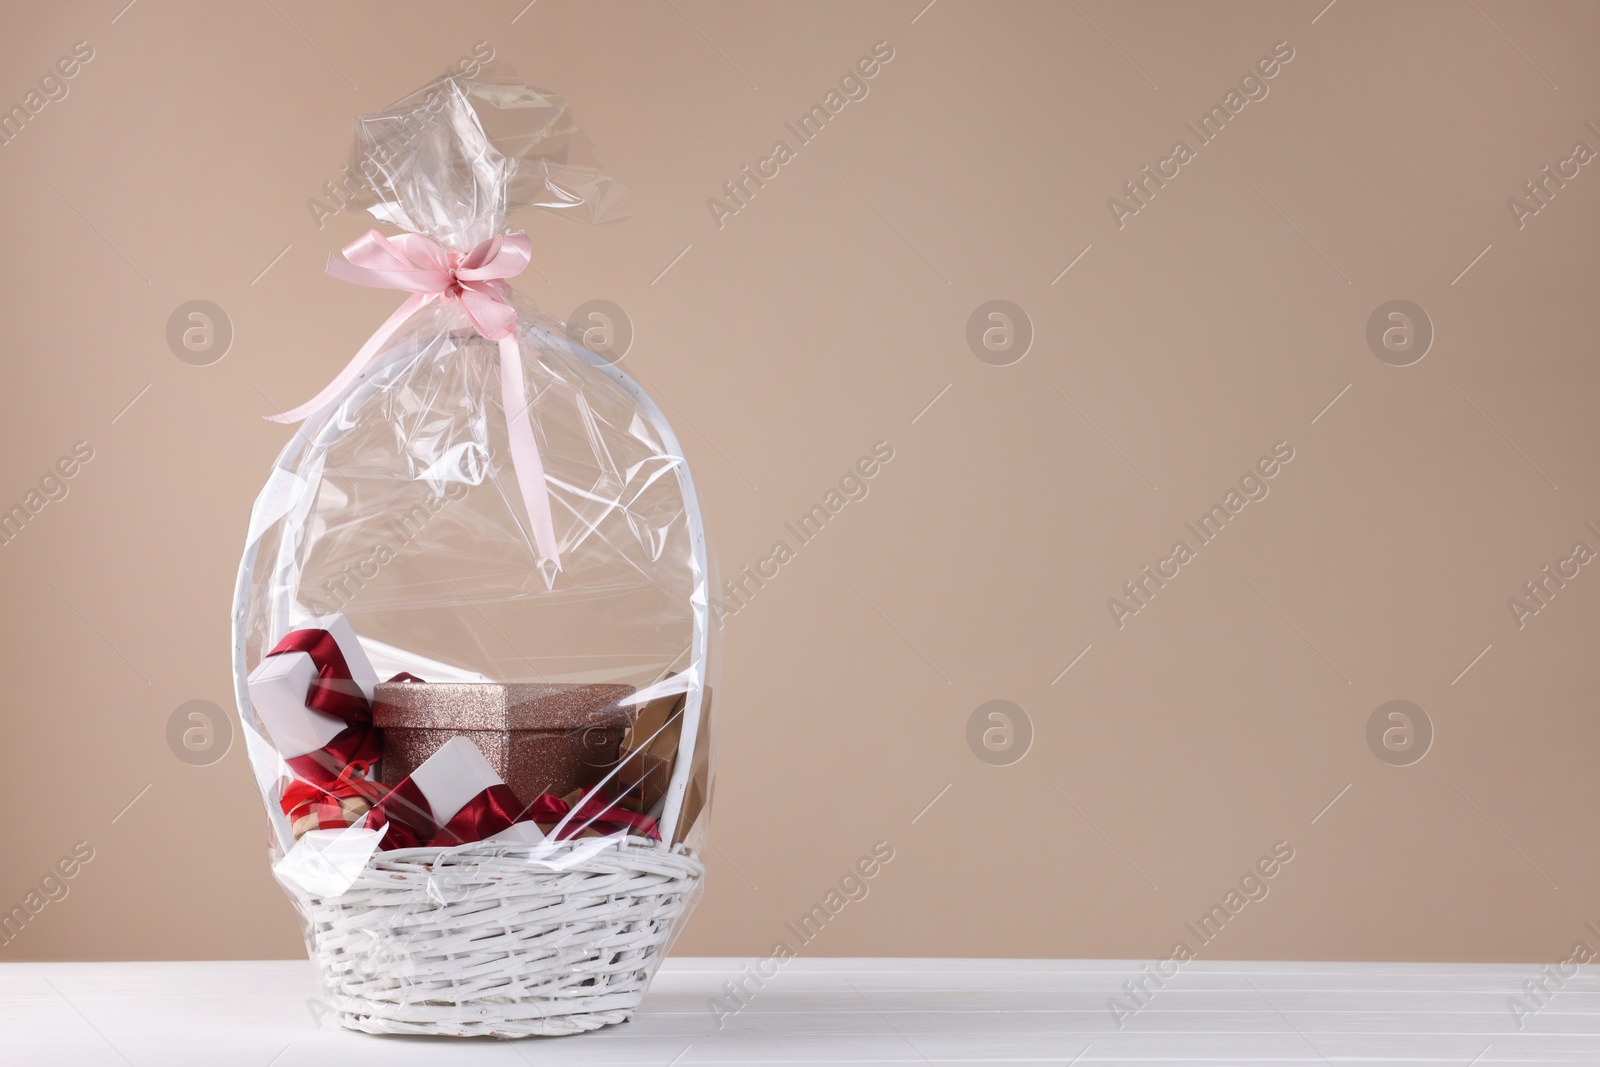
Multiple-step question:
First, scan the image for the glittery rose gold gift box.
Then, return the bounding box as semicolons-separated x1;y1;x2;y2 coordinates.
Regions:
372;682;637;808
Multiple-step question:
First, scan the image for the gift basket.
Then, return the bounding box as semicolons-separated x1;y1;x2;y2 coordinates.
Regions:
230;64;715;1038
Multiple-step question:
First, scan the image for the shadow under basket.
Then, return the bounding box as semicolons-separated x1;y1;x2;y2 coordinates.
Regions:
305;837;705;1037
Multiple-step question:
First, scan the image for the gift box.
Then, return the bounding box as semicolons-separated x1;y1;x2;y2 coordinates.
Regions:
364;735;545;848
246;613;378;766
608;689;682;814
285;786;377;840
372;681;637;808
608;684;713;846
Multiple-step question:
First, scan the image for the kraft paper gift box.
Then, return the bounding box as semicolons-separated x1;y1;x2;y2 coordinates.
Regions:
608;684;713;846
608;690;683;815
372;681;636;808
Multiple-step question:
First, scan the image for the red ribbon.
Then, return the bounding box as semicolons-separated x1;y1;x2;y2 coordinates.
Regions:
364;781;525;850
362;785;659;850
266;628;383;789
280;762;386;831
269;628;371;721
532;791;660;841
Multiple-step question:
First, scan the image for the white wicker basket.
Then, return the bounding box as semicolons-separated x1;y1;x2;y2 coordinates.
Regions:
306;837;704;1037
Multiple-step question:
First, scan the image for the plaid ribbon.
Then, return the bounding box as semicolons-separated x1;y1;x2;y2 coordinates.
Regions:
280;761;386;837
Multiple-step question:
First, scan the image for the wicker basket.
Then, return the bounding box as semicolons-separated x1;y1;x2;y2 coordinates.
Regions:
306;836;704;1037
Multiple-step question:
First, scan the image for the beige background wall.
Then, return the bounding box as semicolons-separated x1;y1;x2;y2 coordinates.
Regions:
1;0;1597;964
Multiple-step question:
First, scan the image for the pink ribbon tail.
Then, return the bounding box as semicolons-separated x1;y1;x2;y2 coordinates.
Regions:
265;292;437;425
499;335;560;567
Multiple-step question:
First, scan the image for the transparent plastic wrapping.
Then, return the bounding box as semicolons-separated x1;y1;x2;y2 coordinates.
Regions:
230;64;715;1037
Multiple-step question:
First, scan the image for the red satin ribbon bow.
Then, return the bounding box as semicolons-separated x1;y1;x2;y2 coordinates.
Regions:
280;762;386;834
364;779;527;850
267;627;382;788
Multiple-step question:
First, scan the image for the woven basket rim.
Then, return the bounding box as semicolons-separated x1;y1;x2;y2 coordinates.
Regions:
356;833;699;870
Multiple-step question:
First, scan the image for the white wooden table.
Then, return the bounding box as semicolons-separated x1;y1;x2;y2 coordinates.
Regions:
2;958;1596;1065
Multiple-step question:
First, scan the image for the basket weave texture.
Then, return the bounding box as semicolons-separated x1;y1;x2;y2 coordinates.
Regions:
306;836;704;1037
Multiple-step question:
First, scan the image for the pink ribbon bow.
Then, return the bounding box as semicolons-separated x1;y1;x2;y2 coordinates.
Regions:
267;230;560;568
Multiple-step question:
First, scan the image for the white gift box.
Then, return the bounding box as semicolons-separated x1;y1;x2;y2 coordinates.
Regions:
246;613;378;758
404;737;544;843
